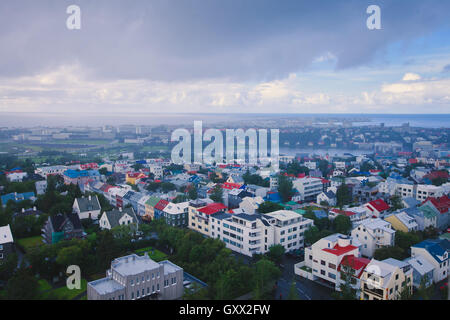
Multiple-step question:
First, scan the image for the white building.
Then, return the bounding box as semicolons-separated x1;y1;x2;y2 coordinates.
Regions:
411;239;449;283
238;196;264;214
210;210;313;257
303;234;363;290
351;218;395;258
73;195;102;220
293;176;323;202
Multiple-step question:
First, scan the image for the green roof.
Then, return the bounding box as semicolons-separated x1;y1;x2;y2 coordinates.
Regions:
439;233;450;241
418;205;437;219
145;196;161;207
294;209;306;215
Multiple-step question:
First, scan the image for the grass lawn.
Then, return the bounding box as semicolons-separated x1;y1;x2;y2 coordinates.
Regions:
134;246;168;262
42;279;87;300
38;279;52;292
17;236;44;252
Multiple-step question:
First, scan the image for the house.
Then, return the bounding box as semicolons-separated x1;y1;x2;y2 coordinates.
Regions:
143;196;161;221
42;212;85;244
73;195;101;220
13;207;42;220
1;192;36;208
161;202;189;227
228;188;253;209
63;169;101;185
411;239;449;283
153;199;169;220
303;234;362;290
87;253;184;300
99;207;139;230
360;258;413;300
329;208;363;226
384;211;419;233
239;196;264;214
316;191;336;206
226;174;244;186
189;202;227;237
293;176;323;202
337;255;371;294
420;196;450;231
401;197;420;209
35;180;47;195
0;225;14;261
351;218;395;258
6;171;28;182
405;256;435;289
364;199;390;218
126;172;147;185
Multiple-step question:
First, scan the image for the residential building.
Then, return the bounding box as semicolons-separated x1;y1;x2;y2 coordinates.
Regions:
293;176;323;202
162;202;189;227
384;211;419;233
238;196;264;214
1;192;36;208
360;258;413;300
87;253;183;300
189;202;227;237
351;218;395;258
316;191;336;206
411;239;449;283
99;207;139;230
63;169;101;185
0;225;14;261
405;256;434;289
42;212;85;244
364;199;390;218
143;196;161;221
73;195;101;220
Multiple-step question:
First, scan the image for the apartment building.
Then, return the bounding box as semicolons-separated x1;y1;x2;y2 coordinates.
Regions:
209;210;313;257
351;218;395;258
162;201;189;227
303;234;362;290
360;258;413;300
188;201;227;237
293;176;323;202
87;253;183;300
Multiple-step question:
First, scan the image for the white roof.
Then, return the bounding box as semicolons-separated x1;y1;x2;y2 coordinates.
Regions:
358;218;395;233
406;256;434;275
265;210;301;221
0;225;13;244
395;212;419;229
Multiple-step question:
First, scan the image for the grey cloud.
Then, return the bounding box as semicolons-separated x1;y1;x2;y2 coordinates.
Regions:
0;0;449;82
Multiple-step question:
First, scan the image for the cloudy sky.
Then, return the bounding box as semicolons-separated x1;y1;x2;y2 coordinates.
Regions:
0;0;450;114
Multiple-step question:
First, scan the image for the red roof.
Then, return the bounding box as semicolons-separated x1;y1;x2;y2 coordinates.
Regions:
330;209;356;217
367;199;390;212
408;158;418;164
155;199;169;211
423;195;450;214
222;182;241;190
321;178;331;184
323;244;358;256
338;255;370;278
423;171;449;181
197;203;227;215
127;172;147;179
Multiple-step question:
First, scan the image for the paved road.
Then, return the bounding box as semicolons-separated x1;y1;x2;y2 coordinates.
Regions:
274;255;334;300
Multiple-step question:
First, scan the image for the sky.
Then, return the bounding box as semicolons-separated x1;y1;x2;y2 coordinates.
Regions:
0;0;450;114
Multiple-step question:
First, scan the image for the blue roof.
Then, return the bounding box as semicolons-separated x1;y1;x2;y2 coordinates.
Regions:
313;210;328;219
64;169;100;179
135;160;147;164
412;239;450;263
265;192;281;203
1;192;36;205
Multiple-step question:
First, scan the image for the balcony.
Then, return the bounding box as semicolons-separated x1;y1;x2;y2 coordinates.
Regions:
362;283;384;299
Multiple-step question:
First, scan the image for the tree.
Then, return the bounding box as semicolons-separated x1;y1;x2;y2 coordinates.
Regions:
5;267;39;300
333;263;357;300
0;253;18;282
99;167;108;175
210;185;223;203
336;184;352;209
252;258;281;299
56;246;83;268
277;175;293;203
258;201;283;214
390;195;404;211
287;281;300;300
373;246;406;260
188;185;198;200
267;244;285;264
333;215;352;235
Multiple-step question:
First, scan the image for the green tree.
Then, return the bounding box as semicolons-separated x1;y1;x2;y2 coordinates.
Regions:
210;184;223;203
373;246;406;260
336;184;352;209
267;244;285;264
188;185;198;200
390;195;404;211
258;201;283;213
56;246;83;268
333;215;352;235
5;267;39;300
0;253;18;282
277;175;293;203
253;258;281;299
